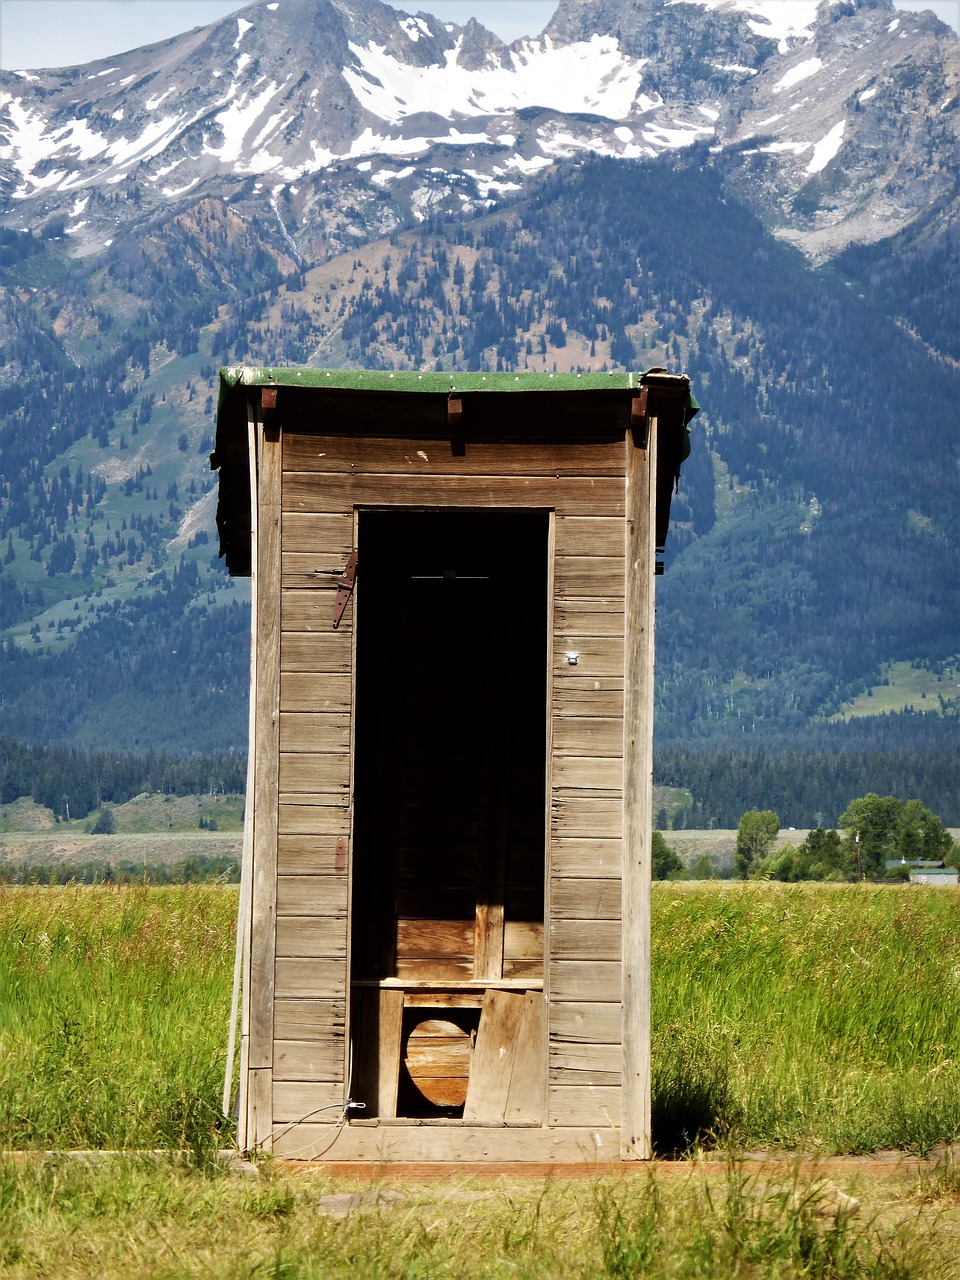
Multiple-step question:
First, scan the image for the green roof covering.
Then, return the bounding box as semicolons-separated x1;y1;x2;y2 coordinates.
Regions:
217;365;699;417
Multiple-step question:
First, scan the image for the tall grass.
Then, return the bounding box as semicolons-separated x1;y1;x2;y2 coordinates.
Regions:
0;1156;954;1279
652;883;960;1153
1;882;959;1155
0;885;235;1155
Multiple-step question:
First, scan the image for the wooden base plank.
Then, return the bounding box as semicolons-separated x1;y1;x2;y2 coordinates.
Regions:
271;1125;622;1162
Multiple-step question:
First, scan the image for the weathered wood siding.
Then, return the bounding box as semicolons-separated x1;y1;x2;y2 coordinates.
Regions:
257;425;629;1140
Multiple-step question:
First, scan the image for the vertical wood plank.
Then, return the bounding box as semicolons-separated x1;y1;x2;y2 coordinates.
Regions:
463;989;526;1122
234;400;260;1153
621;415;656;1160
246;1066;273;1152
378;989;404;1119
249;417;282;1086
504;991;545;1123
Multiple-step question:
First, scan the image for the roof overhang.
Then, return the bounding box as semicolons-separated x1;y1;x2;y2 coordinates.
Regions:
213;366;699;577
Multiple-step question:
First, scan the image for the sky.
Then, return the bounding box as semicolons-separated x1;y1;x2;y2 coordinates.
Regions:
0;0;956;70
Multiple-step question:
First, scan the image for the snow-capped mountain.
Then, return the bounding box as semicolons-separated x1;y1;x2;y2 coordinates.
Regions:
1;0;957;262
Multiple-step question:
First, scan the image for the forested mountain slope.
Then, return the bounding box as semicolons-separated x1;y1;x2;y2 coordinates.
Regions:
0;0;957;768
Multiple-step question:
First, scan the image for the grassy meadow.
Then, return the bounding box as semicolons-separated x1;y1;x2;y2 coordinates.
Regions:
2;882;960;1277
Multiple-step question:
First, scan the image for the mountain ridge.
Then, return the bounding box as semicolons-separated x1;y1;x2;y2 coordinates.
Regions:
0;0;957;758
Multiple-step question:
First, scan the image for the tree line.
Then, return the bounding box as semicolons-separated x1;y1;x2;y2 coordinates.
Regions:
0;736;245;821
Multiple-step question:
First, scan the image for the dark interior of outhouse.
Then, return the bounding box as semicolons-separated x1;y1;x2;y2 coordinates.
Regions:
350;509;549;1118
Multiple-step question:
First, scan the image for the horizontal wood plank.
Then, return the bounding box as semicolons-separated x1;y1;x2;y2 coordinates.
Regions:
273;1080;344;1123
396;918;474;959
274;1039;345;1082
282;589;345;631
554;516;625;558
547;1085;621;1128
279;803;350;836
552;637;624;679
275;957;347;998
552;755;623;792
554;603;625;638
283;473;625;517
279;712;351;754
553;717;623;758
551;795;622;840
278;752;350;795
554;678;624;717
278;837;347;876
282;436;625;477
503;920;544;962
281;632;352;672
270;1124;623;1161
276;876;349;917
276;916;347;958
554;556;624;599
274;997;345;1041
550;960;621;1003
551;878;622;920
280;511;355;555
550;918;620;960
280;672;352;713
551;839;622;879
549;1002;622;1045
549;1042;621;1086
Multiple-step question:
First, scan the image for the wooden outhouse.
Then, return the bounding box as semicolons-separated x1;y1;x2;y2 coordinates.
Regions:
214;367;698;1163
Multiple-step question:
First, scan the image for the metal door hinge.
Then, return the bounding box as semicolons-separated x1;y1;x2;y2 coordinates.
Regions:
333;548;358;629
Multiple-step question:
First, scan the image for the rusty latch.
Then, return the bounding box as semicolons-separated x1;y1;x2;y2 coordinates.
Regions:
332;548;358;629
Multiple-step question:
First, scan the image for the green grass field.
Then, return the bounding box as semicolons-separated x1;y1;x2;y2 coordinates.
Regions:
3;882;960;1277
831;659;960;719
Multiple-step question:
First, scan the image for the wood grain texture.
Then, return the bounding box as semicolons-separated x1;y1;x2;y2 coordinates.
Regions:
551;755;623;791
550;918;620;960
553;717;623;758
504;992;545;1124
273;998;345;1041
283;472;625;517
275;957;347;997
281;632;352;673
277;835;350;875
551;839;622;879
554;679;624;717
276;874;349;917
249;427;281;1074
282;435;626;477
463;990;526;1123
246;1066;273;1152
270;1124;623;1161
503;920;543;962
279;712;351;753
551;795;622;839
550;960;621;1003
278;752;350;795
280;672;352;713
272;1080;344;1124
551;877;622;919
278;803;350;835
276;916;347;958
554;556;624;599
548;1085;621;1128
274;1039;345;1082
552;637;624;679
281;511;354;555
282;589;344;632
621;421;656;1160
549;1042;621;1086
554;516;625;558
550;1002;622;1046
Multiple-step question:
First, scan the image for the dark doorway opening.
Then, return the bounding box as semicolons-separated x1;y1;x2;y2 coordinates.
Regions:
350;509;548;1118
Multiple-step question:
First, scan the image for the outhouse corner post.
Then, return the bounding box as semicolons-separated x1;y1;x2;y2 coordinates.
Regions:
245;387;282;1151
621;409;657;1160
